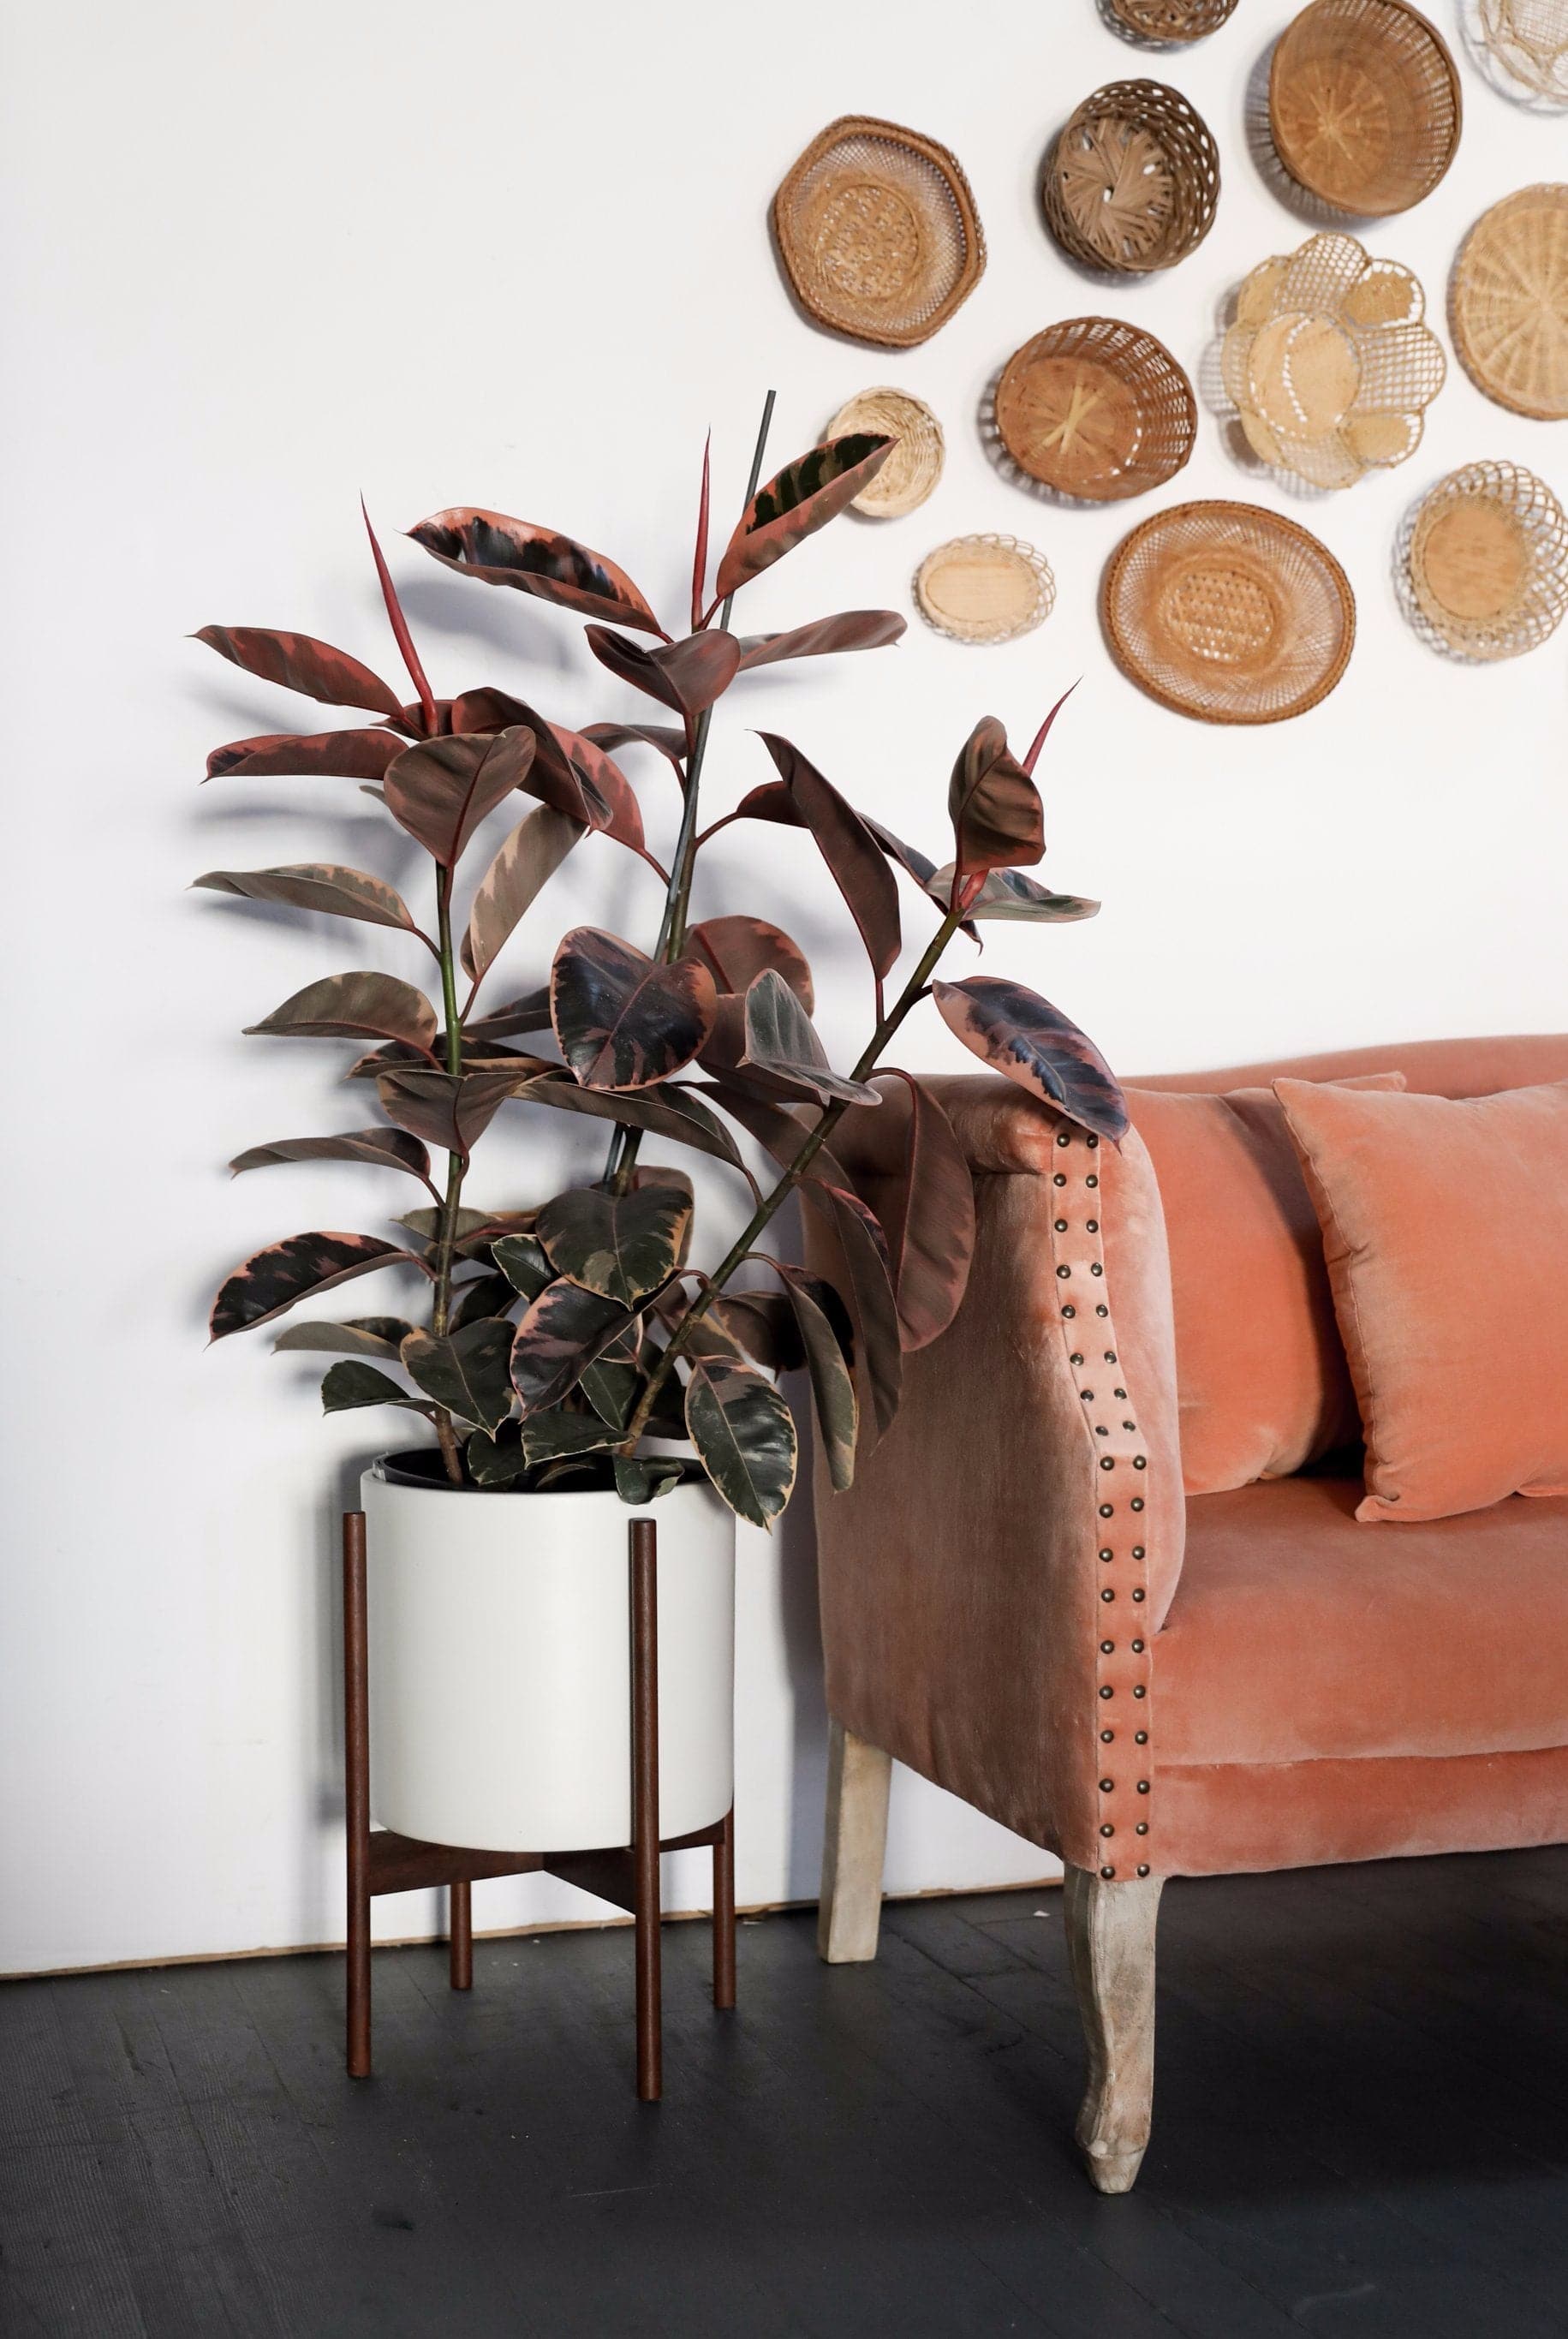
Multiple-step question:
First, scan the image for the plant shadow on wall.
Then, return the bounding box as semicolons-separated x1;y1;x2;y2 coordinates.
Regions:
195;413;1127;1539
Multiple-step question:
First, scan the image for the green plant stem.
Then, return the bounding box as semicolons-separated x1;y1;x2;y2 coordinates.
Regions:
617;905;963;1454
429;866;467;1483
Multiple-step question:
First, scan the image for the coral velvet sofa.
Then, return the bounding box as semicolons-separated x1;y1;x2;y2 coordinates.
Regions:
808;1035;1568;2193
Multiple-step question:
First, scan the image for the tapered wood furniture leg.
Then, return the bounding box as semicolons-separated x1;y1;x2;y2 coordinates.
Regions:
1064;1862;1164;2194
630;1519;662;2103
712;1805;736;2010
449;1881;473;1991
818;1718;892;1964
343;1511;373;2080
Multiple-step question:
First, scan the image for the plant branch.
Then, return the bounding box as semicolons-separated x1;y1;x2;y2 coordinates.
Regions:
428;862;467;1483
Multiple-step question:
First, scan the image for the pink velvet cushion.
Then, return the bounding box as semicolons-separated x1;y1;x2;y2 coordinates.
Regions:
1126;1075;1404;1496
1275;1078;1568;1522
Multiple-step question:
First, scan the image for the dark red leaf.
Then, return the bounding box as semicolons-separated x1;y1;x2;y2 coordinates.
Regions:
713;436;895;601
510;1280;634;1413
374;1065;534;1160
758;734;900;982
697;780;805;847
798;1184;902;1441
1022;682;1079;776
735;609;905;671
551;928;716;1090
205;729;404;783
230;1128;431;1180
867;1072;976;1351
773;1264;858;1491
194;626;401;716
463;988;553;1043
581;719;687;773
194;863;421;936
516;1074;752;1178
930;977;1128;1141
707;1290;806;1373
547;725;645;850
736;970;881;1107
384;726;536;866
691;432;712;635
584;628;742;723
244;971;438;1054
462;806;583;982
929;865;1100;924
688;916;814;1011
948;717;1045;876
684;1357;797;1527
361;500;436;727
209;1231;419;1341
409;507;664;635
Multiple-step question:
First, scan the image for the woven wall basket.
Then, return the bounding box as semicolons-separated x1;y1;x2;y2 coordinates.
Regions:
1222;233;1446;489
773;116;985;349
1405;461;1568;659
1106;0;1240;38
1451;184;1568;420
1103;501;1356;723
1042;80;1219;274
826;388;945;516
995;318;1196;501
915;535;1056;643
1269;0;1462;217
1476;0;1568;107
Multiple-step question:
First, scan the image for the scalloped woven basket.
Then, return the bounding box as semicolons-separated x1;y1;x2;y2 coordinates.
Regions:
1042;80;1219;273
774;116;985;349
995;318;1196;500
826;387;945;516
1270;0;1462;216
915;535;1056;643
1451;184;1568;419
1107;0;1240;36
1406;460;1568;659
1476;0;1568;107
1104;501;1356;723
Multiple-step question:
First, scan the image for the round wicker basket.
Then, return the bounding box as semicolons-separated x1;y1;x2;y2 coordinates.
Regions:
1042;80;1219;274
1269;0;1462;217
1451;184;1568;421
915;535;1056;644
773;116;985;350
995;319;1196;501
1103;501;1356;724
1405;461;1568;659
1106;0;1240;36
826;388;945;516
1475;0;1568;108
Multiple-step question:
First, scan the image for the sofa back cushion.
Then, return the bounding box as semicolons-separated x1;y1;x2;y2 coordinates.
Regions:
1130;1033;1568;1101
1126;1077;1404;1495
1275;1077;1568;1523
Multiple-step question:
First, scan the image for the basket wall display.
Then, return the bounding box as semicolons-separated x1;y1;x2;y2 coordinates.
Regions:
1451;184;1568;420
995;318;1197;500
826;388;945;516
1269;0;1462;217
1404;461;1568;659
1103;500;1356;723
773;116;986;349
1475;0;1568;107
1106;0;1241;36
915;534;1057;643
1042;80;1219;274
1222;233;1446;488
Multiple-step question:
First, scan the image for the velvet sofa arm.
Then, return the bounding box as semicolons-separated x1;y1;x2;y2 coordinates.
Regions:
804;1075;1182;1875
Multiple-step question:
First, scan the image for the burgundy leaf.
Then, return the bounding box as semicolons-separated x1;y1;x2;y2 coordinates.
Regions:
374;1065;534;1159
584;627;742;723
774;1264;858;1492
510;1279;634;1413
384;727;536;867
696;1083;855;1192
737;970;881;1107
691;432;712;635
516;1074;752;1177
759;734;901;982
462;805;583;982
463;988;553;1043
547;725;646;850
735;609;906;671
713;435;895;602
802;1183;903;1441
948;717;1045;877
230;1128;431;1180
689;915;814;1011
272;1316;414;1359
581;719;687;773
194;626;401;716
867;1072;976;1351
707;1290;806;1373
204;729;403;783
698;780;805;847
684;1358;797;1528
361;499;436;726
1022;682;1079;776
931;977;1129;1141
551;928;716;1090
209;1231;419;1341
194;863;421;936
409;507;664;635
401;1320;515;1431
244;971;438;1054
929;865;1100;924
863;817;978;937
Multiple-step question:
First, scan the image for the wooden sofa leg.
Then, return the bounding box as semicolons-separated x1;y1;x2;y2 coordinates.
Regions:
818;1720;891;1964
1064;1863;1164;2194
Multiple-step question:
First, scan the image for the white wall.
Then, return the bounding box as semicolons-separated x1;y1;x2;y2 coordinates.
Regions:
2;0;1563;1973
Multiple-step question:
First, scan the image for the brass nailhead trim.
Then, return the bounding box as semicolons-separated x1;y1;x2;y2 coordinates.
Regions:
1101;1865;1116;1878
1137;1864;1150;1877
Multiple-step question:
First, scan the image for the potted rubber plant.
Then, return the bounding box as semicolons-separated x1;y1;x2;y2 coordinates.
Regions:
199;411;1125;1855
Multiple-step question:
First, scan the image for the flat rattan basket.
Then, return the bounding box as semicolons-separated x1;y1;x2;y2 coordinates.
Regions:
1405;460;1568;659
995;318;1196;501
915;534;1056;644
1042;80;1219;274
1107;0;1240;36
825;387;945;516
1451;183;1568;420
774;116;985;349
1103;500;1356;724
1475;0;1568;107
1269;0;1462;216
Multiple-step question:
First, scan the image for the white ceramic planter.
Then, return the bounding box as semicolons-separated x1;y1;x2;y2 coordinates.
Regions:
361;1458;736;1854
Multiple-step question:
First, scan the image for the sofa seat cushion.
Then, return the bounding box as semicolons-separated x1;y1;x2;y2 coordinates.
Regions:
1159;1476;1568;1766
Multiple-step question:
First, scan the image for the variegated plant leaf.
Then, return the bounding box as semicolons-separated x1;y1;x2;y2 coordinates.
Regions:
409;507;665;635
758;734;900;982
204;729;404;782
866;1073;976;1352
194;625;402;715
551;928;716;1091
584;628;742;723
713;435;894;601
689;916;814;1013
515;1074;753;1179
491;1231;555;1302
273;1316;414;1359
449;1271;518;1332
684;1358;797;1528
230;1128;431;1180
468;1421;531;1484
930;977;1128;1141
928;865;1100;924
738;970;880;1107
320;1360;432;1416
536;1181;693;1309
464;988;554;1044
245;972;438;1055
582;720;687;773
735;609;905;670
776;1267;857;1492
374;1066;532;1160
799;1184;903;1442
520;1411;617;1465
210;1232;420;1341
384;726;536;867
546;725;646;851
462;804;583;982
613;1455;685;1505
707;1290;805;1374
194;863;422;936
948;717;1044;875
510;1280;635;1414
400;1321;515;1431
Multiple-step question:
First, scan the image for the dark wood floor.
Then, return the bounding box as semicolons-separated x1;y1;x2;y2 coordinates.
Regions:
3;1849;1566;2338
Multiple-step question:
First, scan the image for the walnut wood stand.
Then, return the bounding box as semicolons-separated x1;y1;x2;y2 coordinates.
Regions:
342;1509;736;2101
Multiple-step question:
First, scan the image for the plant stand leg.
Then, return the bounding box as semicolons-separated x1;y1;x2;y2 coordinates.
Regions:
1064;1862;1164;2194
630;1519;662;2103
343;1511;373;2079
818;1718;891;1964
712;1806;736;2010
449;1882;473;1991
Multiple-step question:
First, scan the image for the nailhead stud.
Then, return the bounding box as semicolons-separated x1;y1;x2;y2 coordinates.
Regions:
1099;1686;1113;1700
1062;1304;1076;1319
1136;1823;1148;1835
1135;1731;1148;1745
1088;1136;1100;1149
1070;1352;1084;1365
1100;1639;1114;1654
1056;1265;1071;1280
1057;1132;1071;1149
1053;1172;1067;1186
1090;1263;1104;1277
1133;1456;1147;1470
1132;1546;1145;1560
1132;1589;1145;1602
1100;1823;1114;1837
1101;1728;1115;1743
1100;1778;1114;1793
1087;1219;1100;1233
1054;1218;1068;1232
1104;1349;1117;1363
1133;1686;1147;1699
1137;1781;1150;1793
1136;1864;1150;1877
1096;1426;1109;1437
1130;1638;1145;1653
1130;1498;1144;1513
1099;1504;1114;1519
1100;1865;1115;1878
1100;1457;1115;1471
1086;1173;1099;1188
1114;1387;1128;1400
1124;1420;1137;1432
1096;1304;1109;1317
1100;1589;1115;1602
1099;1546;1114;1560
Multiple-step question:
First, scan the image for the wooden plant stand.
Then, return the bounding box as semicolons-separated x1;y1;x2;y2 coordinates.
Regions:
342;1511;736;2102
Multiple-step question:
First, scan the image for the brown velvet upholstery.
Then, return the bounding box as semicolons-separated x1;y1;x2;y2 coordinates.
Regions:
808;1034;1568;1883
